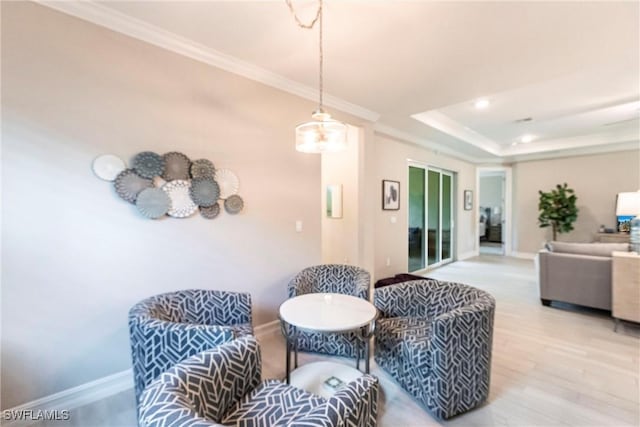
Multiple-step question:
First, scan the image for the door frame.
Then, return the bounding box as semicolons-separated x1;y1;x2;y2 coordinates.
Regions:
408;161;455;272
476;166;512;256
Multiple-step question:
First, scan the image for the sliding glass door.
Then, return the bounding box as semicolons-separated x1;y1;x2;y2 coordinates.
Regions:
408;165;453;271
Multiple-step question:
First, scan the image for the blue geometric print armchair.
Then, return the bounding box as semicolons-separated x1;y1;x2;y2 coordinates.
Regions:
374;279;495;419
129;289;253;405
138;336;380;427
287;264;371;358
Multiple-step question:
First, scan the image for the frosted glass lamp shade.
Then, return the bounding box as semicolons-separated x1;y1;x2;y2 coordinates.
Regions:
616;191;640;216
295;112;347;153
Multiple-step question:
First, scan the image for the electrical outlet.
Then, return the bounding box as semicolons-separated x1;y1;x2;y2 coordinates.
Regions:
296;220;303;232
386;257;391;266
390;216;397;224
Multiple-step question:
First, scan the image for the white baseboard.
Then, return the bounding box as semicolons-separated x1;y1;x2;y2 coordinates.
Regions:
254;319;281;337
2;370;133;427
2;319;281;426
511;251;537;260
458;250;479;260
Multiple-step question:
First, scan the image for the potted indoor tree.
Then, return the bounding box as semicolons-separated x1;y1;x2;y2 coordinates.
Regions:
538;183;579;241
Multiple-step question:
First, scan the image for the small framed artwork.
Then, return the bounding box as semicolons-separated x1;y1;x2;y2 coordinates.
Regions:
326;184;343;218
464;190;473;211
382;180;400;210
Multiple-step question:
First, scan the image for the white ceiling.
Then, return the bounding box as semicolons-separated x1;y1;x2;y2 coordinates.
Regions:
43;1;640;162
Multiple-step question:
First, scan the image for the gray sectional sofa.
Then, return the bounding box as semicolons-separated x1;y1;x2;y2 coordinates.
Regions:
537;241;629;310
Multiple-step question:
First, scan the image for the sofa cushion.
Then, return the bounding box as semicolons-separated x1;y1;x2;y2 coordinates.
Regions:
546;241;628;257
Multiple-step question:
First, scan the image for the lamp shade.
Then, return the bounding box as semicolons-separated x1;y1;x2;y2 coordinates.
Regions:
295;112;347;153
615;191;640;216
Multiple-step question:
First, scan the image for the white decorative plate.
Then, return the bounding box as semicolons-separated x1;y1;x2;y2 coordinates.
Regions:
215;169;240;199
162;180;197;218
93;154;126;181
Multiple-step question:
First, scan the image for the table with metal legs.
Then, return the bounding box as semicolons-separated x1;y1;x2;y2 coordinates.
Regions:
278;293;378;384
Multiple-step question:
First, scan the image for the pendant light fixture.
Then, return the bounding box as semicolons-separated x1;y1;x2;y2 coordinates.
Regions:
287;0;347;153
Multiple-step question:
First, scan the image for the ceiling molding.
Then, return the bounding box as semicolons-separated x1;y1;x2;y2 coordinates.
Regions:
372;123;491;164
505;140;639;163
35;0;381;123
411;111;503;156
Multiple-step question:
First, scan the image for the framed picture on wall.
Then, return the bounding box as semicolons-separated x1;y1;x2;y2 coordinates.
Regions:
464;190;473;211
382;180;400;210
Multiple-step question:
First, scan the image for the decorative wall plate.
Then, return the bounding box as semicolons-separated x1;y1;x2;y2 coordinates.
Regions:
190;159;216;179
114;169;153;203
132;151;165;178
200;203;221;219
162;180;197;218
93;154;126;181
224;195;244;214
135;188;171;219
215;169;240;199
190;177;220;207
162;152;191;181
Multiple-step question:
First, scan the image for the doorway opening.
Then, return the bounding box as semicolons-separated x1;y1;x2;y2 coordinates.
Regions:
478;169;507;255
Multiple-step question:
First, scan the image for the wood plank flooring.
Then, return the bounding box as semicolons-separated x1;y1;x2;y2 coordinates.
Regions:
30;256;640;426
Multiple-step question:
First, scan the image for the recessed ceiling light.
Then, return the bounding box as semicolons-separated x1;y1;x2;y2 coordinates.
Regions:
511;142;518;146
520;134;535;143
474;99;490;110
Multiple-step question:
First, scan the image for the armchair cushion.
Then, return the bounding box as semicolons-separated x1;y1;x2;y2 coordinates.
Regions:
221;379;324;426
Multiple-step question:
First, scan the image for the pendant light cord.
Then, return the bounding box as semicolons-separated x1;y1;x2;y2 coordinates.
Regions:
286;0;324;112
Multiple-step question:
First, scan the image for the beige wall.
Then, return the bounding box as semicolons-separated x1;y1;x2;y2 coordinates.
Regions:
373;134;477;280
321;126;362;265
512;149;640;253
1;2;326;408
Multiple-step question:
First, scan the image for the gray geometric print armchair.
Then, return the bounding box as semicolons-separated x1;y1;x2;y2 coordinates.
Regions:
287;264;371;358
138;336;380;427
129;289;253;405
374;279;495;419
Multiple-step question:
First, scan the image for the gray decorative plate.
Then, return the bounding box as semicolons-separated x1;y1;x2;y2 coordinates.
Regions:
93;154;126;181
190;177;220;207
114;169;153;203
136;188;171;219
224;194;244;214
162;152;191;181
215;168;240;199
162;180;197;218
190;159;216;179
132;151;165;178
200;203;221;219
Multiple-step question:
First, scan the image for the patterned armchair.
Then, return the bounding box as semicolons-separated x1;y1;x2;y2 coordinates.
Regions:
139;336;379;427
129;289;253;404
287;264;371;358
374;279;495;419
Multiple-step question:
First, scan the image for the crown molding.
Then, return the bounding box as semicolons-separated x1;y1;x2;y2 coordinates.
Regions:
35;0;380;123
373;123;490;164
506;140;639;163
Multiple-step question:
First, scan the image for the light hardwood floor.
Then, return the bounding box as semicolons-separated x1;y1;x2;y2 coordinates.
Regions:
30;256;640;427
